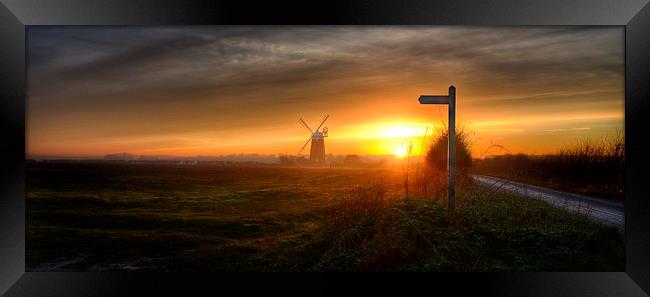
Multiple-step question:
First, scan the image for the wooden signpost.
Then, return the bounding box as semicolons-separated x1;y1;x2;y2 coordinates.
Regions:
418;85;456;210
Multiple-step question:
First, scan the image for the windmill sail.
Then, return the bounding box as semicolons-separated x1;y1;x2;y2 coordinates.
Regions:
314;114;329;132
299;118;313;133
299;137;311;154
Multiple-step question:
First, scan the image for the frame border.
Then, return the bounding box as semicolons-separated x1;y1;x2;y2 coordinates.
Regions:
1;0;649;296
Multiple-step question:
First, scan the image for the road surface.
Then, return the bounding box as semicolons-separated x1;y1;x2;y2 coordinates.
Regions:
472;175;625;232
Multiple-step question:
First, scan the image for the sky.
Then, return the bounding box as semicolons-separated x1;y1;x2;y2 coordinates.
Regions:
26;26;624;158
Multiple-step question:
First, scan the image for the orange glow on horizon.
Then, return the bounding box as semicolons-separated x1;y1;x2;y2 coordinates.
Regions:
26;112;624;158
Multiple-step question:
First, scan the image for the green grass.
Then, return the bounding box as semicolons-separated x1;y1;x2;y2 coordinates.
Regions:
296;181;623;272
26;161;623;271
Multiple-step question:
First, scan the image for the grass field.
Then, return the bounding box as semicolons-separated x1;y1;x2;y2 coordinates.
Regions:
26;161;624;272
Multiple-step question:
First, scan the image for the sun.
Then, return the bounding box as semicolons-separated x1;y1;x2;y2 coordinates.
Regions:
394;146;408;158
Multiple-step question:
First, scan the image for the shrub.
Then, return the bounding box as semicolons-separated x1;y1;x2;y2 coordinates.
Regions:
426;125;473;183
473;132;624;200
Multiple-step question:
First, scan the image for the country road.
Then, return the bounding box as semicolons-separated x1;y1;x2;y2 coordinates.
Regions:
472;175;625;232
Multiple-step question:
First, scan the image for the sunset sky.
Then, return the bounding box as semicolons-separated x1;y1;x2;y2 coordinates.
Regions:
27;26;624;158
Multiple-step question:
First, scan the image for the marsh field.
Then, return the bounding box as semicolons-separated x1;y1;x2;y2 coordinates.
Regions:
26;161;624;272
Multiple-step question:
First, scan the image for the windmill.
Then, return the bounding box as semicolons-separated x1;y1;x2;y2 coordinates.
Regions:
298;114;329;162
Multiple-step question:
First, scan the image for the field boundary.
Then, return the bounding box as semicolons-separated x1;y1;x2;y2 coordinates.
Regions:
472;175;624;232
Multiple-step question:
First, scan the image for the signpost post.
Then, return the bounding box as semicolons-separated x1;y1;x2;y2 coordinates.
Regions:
418;85;456;210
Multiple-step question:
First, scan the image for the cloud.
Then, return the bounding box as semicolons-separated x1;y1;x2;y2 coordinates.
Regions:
28;27;623;107
26;26;624;156
544;127;592;132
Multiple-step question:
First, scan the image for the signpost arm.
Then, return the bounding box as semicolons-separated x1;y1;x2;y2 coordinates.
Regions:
448;86;456;210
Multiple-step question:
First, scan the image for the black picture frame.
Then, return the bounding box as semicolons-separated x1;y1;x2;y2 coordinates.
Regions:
1;0;649;296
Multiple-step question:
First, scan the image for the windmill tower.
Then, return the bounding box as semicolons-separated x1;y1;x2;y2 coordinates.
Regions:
298;114;329;162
